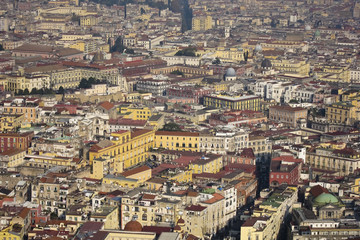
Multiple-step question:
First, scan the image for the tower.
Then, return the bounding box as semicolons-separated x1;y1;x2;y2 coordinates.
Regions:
225;27;230;38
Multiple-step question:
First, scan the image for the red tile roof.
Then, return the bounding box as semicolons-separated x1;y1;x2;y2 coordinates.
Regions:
185;205;207;212
98;101;115;111
121;165;151;177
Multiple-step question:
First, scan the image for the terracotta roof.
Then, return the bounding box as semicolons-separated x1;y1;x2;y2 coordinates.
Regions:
185;205;206;211
142;226;172;235
242;217;269;227
131;129;153;138
142;193;156;200
203;193;225;204
309;185;329;198
121;165;151;177
0;148;25;156
187;191;199;197
98;101;115;111
18;207;30;219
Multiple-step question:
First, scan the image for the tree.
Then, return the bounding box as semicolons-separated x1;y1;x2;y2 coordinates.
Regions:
30;88;38;95
58;86;65;94
160;122;182;131
289;99;299;103
0;44;3;51
175;47;196;57
17;89;24;95
170;70;184;76
111;36;126;53
212;57;221;65
71;13;80;23
243;51;249;62
140;7;146;14
23;88;30;95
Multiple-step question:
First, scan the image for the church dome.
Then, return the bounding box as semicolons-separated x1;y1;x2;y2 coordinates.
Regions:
225;68;236;77
124;220;142;231
314;193;339;204
125;22;133;29
255;44;262;51
305;25;312;31
261;59;272;68
177;218;185;224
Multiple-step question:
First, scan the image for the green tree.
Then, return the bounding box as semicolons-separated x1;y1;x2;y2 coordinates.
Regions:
111;36;126;53
17;89;24;95
140;7;146;14
289;99;299;103
244;51;249;62
175;47;196;57
0;44;3;51
30;88;38;95
58;86;65;94
170;70;184;76
212;57;221;65
160;122;182;131
23;88;30;95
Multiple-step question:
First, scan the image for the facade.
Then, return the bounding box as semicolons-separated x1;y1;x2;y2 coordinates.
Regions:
203;95;261;111
89;129;155;173
269;105;307;128
326;102;358;125
136;79;169;96
0;132;34;152
154;131;199;152
192;14;212;31
241;187;298;240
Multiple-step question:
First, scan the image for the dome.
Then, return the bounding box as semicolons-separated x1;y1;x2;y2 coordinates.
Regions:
305;25;311;31
314;193;339;204
314;30;321;37
125;22;133;29
255;44;262;51
177;218;185;224
225;68;236;77
124;220;142;231
261;59;272;68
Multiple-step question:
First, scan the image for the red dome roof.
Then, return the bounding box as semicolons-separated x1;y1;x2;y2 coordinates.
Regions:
177;218;185;224
124;220;142;232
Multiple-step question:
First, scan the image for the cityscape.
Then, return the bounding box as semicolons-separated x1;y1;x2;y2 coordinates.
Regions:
0;0;360;239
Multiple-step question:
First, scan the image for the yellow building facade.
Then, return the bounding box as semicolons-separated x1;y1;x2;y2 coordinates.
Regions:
2;106;37;123
203;95;261;111
189;154;223;174
326;102;358;125
192;15;212;31
154;131;199;151
89;129;155;173
271;59;310;76
0;114;24;132
120;105;152;121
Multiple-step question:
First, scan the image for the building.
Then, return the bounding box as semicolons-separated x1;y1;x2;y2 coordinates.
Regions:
306;147;360;176
269;157;302;187
192;13;212;31
203;95;261;111
326;102;358;126
0;132;34;152
269;105;307;128
89;129;155;173
154;131;199;152
0;114;24;132
241;187;298;240
0;149;26;168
